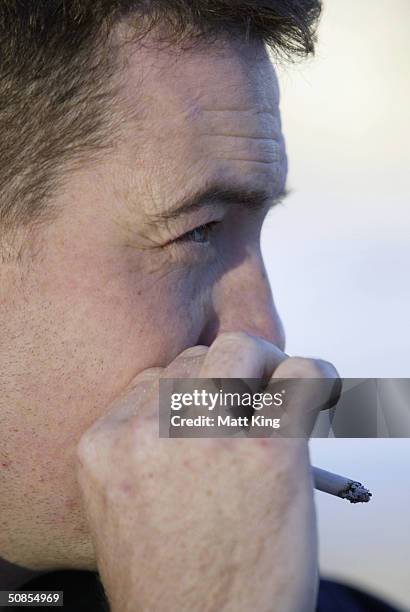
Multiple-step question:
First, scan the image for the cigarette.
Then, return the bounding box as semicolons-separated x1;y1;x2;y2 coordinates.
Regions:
313;467;372;503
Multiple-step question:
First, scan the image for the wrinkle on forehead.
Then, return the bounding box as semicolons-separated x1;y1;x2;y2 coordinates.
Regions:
196;108;282;140
115;33;287;218
118;29;280;120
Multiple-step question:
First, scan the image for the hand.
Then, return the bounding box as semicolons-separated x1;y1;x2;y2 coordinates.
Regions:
76;332;339;612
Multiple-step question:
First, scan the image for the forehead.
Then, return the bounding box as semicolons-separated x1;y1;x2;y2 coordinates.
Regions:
120;32;280;108
116;34;286;213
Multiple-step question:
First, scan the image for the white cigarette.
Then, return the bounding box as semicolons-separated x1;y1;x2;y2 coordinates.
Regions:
313;467;372;503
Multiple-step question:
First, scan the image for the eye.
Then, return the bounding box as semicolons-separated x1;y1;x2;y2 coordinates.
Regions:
176;221;220;245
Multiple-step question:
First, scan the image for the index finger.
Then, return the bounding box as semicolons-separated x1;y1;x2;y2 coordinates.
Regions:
199;331;288;385
252;357;341;439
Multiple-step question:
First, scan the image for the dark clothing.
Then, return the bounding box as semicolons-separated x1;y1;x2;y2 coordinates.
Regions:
317;579;401;612
0;570;401;611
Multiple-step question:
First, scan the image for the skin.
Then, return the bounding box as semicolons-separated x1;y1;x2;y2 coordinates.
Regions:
76;338;337;612
0;28;338;608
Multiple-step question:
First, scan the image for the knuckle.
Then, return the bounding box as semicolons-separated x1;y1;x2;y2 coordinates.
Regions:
178;345;209;359
76;426;111;469
309;358;339;380
283;356;338;379
163;345;209;378
212;331;256;352
76;432;97;470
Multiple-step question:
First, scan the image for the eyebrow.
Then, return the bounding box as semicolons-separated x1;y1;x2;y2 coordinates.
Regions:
151;182;289;222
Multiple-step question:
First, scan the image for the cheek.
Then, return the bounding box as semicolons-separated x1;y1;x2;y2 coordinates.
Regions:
17;249;209;425
1;253;211;531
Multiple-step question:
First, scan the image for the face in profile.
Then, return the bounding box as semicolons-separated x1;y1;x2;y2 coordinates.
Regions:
0;34;287;569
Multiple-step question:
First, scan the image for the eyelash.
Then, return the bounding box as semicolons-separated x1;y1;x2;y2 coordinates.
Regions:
174;221;221;245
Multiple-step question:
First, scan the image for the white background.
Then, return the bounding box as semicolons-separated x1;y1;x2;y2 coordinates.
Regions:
262;1;410;609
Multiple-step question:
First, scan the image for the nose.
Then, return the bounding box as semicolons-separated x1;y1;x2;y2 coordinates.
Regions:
198;250;285;351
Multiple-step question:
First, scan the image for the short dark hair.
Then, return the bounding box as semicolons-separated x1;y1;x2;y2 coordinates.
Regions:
0;0;321;252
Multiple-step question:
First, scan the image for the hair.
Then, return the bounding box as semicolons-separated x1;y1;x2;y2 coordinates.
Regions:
0;0;321;255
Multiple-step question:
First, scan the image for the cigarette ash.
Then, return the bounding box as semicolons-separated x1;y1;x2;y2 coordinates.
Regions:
339;481;372;504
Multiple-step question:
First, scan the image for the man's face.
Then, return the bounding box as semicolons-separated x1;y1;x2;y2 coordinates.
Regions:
0;34;287;569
